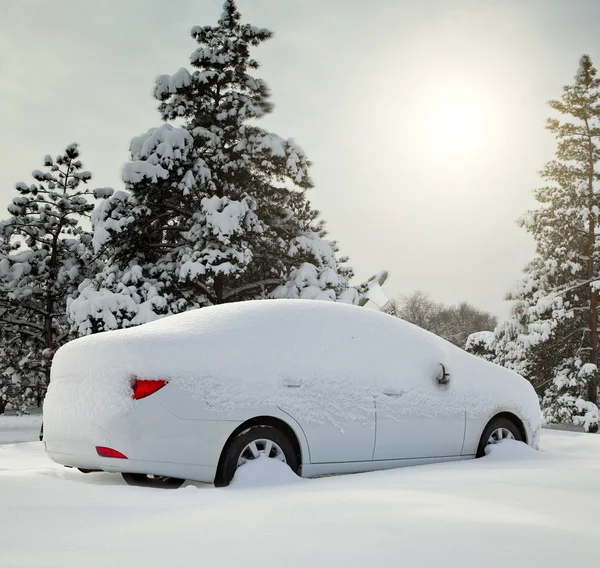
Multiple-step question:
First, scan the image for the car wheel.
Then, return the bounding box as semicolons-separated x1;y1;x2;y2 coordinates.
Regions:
215;425;299;487
477;417;522;457
121;472;185;489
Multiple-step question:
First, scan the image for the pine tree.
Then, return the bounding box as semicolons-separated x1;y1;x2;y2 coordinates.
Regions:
489;55;600;431
464;331;496;362
0;144;99;410
0;319;42;414
71;1;365;334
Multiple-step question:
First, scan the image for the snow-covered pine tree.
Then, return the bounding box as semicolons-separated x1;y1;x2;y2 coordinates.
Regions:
489;55;600;431
0;318;42;414
464;332;496;362
70;0;365;334
0;144;100;409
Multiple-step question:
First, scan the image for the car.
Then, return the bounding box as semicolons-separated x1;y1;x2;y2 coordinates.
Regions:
43;299;541;488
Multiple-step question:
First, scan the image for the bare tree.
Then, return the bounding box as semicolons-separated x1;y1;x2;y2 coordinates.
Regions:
393;291;439;329
387;291;497;348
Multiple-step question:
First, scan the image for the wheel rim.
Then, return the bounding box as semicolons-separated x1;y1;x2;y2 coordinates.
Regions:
237;439;287;467
487;427;515;445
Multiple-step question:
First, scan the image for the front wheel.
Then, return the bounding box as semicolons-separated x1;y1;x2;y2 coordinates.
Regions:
215;425;299;487
121;472;185;489
476;417;522;457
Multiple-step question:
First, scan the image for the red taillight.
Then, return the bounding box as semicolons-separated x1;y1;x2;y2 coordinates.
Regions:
131;378;168;400
96;446;128;459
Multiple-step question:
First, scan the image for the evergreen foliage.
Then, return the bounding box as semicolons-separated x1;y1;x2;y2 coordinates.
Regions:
0;144;97;412
71;0;364;335
482;56;600;432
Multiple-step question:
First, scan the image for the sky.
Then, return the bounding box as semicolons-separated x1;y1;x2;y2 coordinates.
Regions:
2;0;600;320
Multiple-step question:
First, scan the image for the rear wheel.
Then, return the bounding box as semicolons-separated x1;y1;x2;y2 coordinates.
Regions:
477;417;522;457
215;425;299;487
121;472;185;489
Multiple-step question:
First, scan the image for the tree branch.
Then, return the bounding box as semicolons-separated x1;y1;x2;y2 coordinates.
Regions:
222;278;282;299
0;315;44;332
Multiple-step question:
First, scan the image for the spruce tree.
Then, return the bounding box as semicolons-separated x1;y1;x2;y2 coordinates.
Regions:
490;55;600;431
71;1;365;334
464;331;496;362
0;144;98;408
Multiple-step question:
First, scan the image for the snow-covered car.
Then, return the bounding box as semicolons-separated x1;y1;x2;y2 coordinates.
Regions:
44;300;541;488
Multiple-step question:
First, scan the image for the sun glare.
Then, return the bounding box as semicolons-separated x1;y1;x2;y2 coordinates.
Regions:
427;94;486;154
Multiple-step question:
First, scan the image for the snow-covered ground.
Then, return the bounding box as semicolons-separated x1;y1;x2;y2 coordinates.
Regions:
0;412;42;445
0;424;598;568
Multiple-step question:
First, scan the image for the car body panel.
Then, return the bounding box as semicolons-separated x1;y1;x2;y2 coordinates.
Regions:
278;388;376;464
303;455;473;478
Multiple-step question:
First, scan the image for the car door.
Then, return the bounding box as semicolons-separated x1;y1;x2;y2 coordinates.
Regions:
373;357;466;461
278;375;376;464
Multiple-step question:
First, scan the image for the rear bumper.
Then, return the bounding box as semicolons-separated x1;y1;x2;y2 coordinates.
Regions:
47;449;217;483
44;398;241;484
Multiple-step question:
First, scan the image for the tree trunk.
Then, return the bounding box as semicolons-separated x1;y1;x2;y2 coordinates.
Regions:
214;274;224;304
589;289;599;405
586;191;598;406
43;274;55;388
41;161;71;386
585;123;599;405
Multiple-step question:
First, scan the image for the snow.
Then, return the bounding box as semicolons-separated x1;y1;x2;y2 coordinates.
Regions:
154;68;192;99
573;398;600;431
48;301;444;441
229;454;303;488
90;189;134;252
0;427;598;567
465;330;495;352
0;413;41;445
270;234;360;303
46;300;540;449
200;195;260;240
93;187;114;199
363;270;390;309
466;330;495;347
122;124;193;184
256;132;287;157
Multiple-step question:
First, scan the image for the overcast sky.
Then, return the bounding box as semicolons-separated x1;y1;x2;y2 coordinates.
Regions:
2;0;600;319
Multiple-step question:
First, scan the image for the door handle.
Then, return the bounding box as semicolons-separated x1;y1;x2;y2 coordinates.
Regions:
383;390;404;397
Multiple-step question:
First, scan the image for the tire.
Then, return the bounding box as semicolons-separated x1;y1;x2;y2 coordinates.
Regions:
476;417;522;458
121;472;185;489
215;425;299;487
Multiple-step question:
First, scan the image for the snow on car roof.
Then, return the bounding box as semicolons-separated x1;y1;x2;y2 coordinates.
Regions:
45;300;538;443
46;301;448;438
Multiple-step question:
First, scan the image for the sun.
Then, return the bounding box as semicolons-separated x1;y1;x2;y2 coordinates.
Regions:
426;93;486;154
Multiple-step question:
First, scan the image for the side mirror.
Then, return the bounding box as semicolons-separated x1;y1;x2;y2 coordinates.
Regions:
438;363;450;385
358;271;391;310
